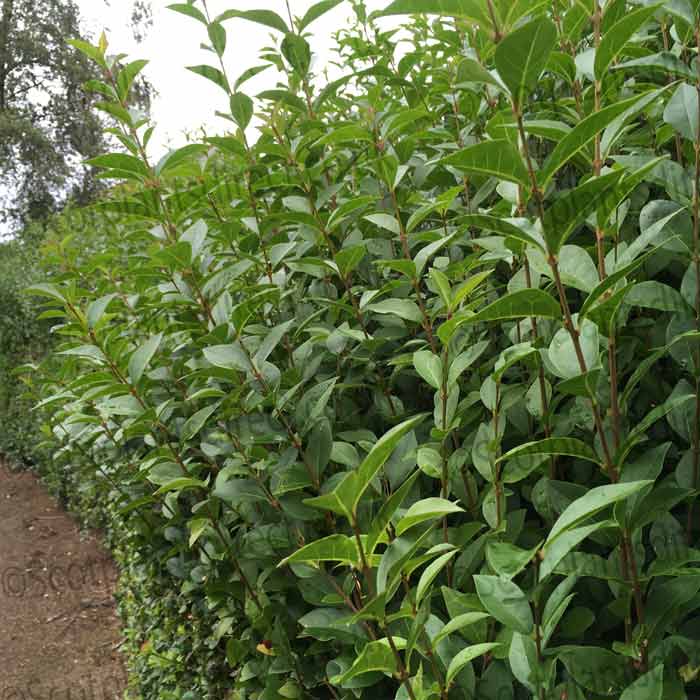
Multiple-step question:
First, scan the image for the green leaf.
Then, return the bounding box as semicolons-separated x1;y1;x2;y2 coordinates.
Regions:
441;140;529;186
509;631;539;692
334;246;366;277
255;320;295;365
434;612;491;645
620;664;664;700
367;298;423;323
413;350;443;389
594;5;660;80
499;437;602;466
559;646;629;695
187;64;230;93
25;283;67;304
203;343;248;371
257;89;307;112
217;9;289;33
207;21;227;55
446;642;501;686
377;0;492;27
542;170;624;252
396;498;464;536
168;3;207;24
230;92;254;129
156;144;209;175
486;541;538;579
58;344;105;363
416;548;458;606
367;471;420;553
67;38;107;67
212;471;268;509
414;232;458;276
494;18;557;106
474;575;533;634
155;478;206;496
663;83;699;141
448;340;489;387
116;59;149;101
351;415;426;511
456;57;502;88
86;294;116;328
493;342;537;382
128;334;163;385
546;481;652;546
457;214;545;250
299;0;344;30
181;404;218;443
332;639;399;683
547;317;599;379
87;153;150;179
626;281;689;312
307;414;426;519
464;289;561;324
279;535;359;566
281;33;311;74
615;51;695;81
450;270;493;311
364;212;400;234
617;394;695;467
539;520;614;581
316;125;374;147
538;91;661;186
234;64;270;91
306;419;333;482
580;243;666;317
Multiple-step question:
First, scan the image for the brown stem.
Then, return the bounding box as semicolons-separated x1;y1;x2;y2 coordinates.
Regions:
493;381;503;528
512;105;617;480
352;517;374;597
521;198;554;477
389;188;438;353
688;26;700;542
485;0;502;42
385;629;418;700
209;516;263;611
533;558;546;700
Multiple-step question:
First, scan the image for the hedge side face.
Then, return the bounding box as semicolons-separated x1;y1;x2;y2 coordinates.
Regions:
27;1;700;698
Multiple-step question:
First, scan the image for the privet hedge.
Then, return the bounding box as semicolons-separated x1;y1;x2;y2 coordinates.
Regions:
25;0;700;697
0;223;51;465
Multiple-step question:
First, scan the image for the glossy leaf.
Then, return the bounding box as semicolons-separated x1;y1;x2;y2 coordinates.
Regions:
416;549;458;606
546;481;653;545
494;18;557;106
594;5;660;79
128;334;163;385
396;498;464;535
413;350;443;389
474;575;533;634
446;642;502;686
279;535;359;566
300;0;345;30
538;92;661;186
217;9;288;33
441;140;530;186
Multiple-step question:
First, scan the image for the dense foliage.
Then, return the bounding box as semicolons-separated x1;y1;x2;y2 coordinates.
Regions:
21;0;700;697
0;224;49;464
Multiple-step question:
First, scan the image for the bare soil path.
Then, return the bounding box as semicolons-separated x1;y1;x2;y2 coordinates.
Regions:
0;461;126;700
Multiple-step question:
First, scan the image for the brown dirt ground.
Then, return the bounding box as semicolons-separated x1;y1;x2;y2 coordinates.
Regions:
0;461;127;700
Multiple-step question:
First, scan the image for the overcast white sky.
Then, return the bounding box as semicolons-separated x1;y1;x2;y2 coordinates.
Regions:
76;1;385;158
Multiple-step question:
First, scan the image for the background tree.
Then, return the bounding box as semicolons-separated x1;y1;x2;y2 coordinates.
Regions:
0;0;151;234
